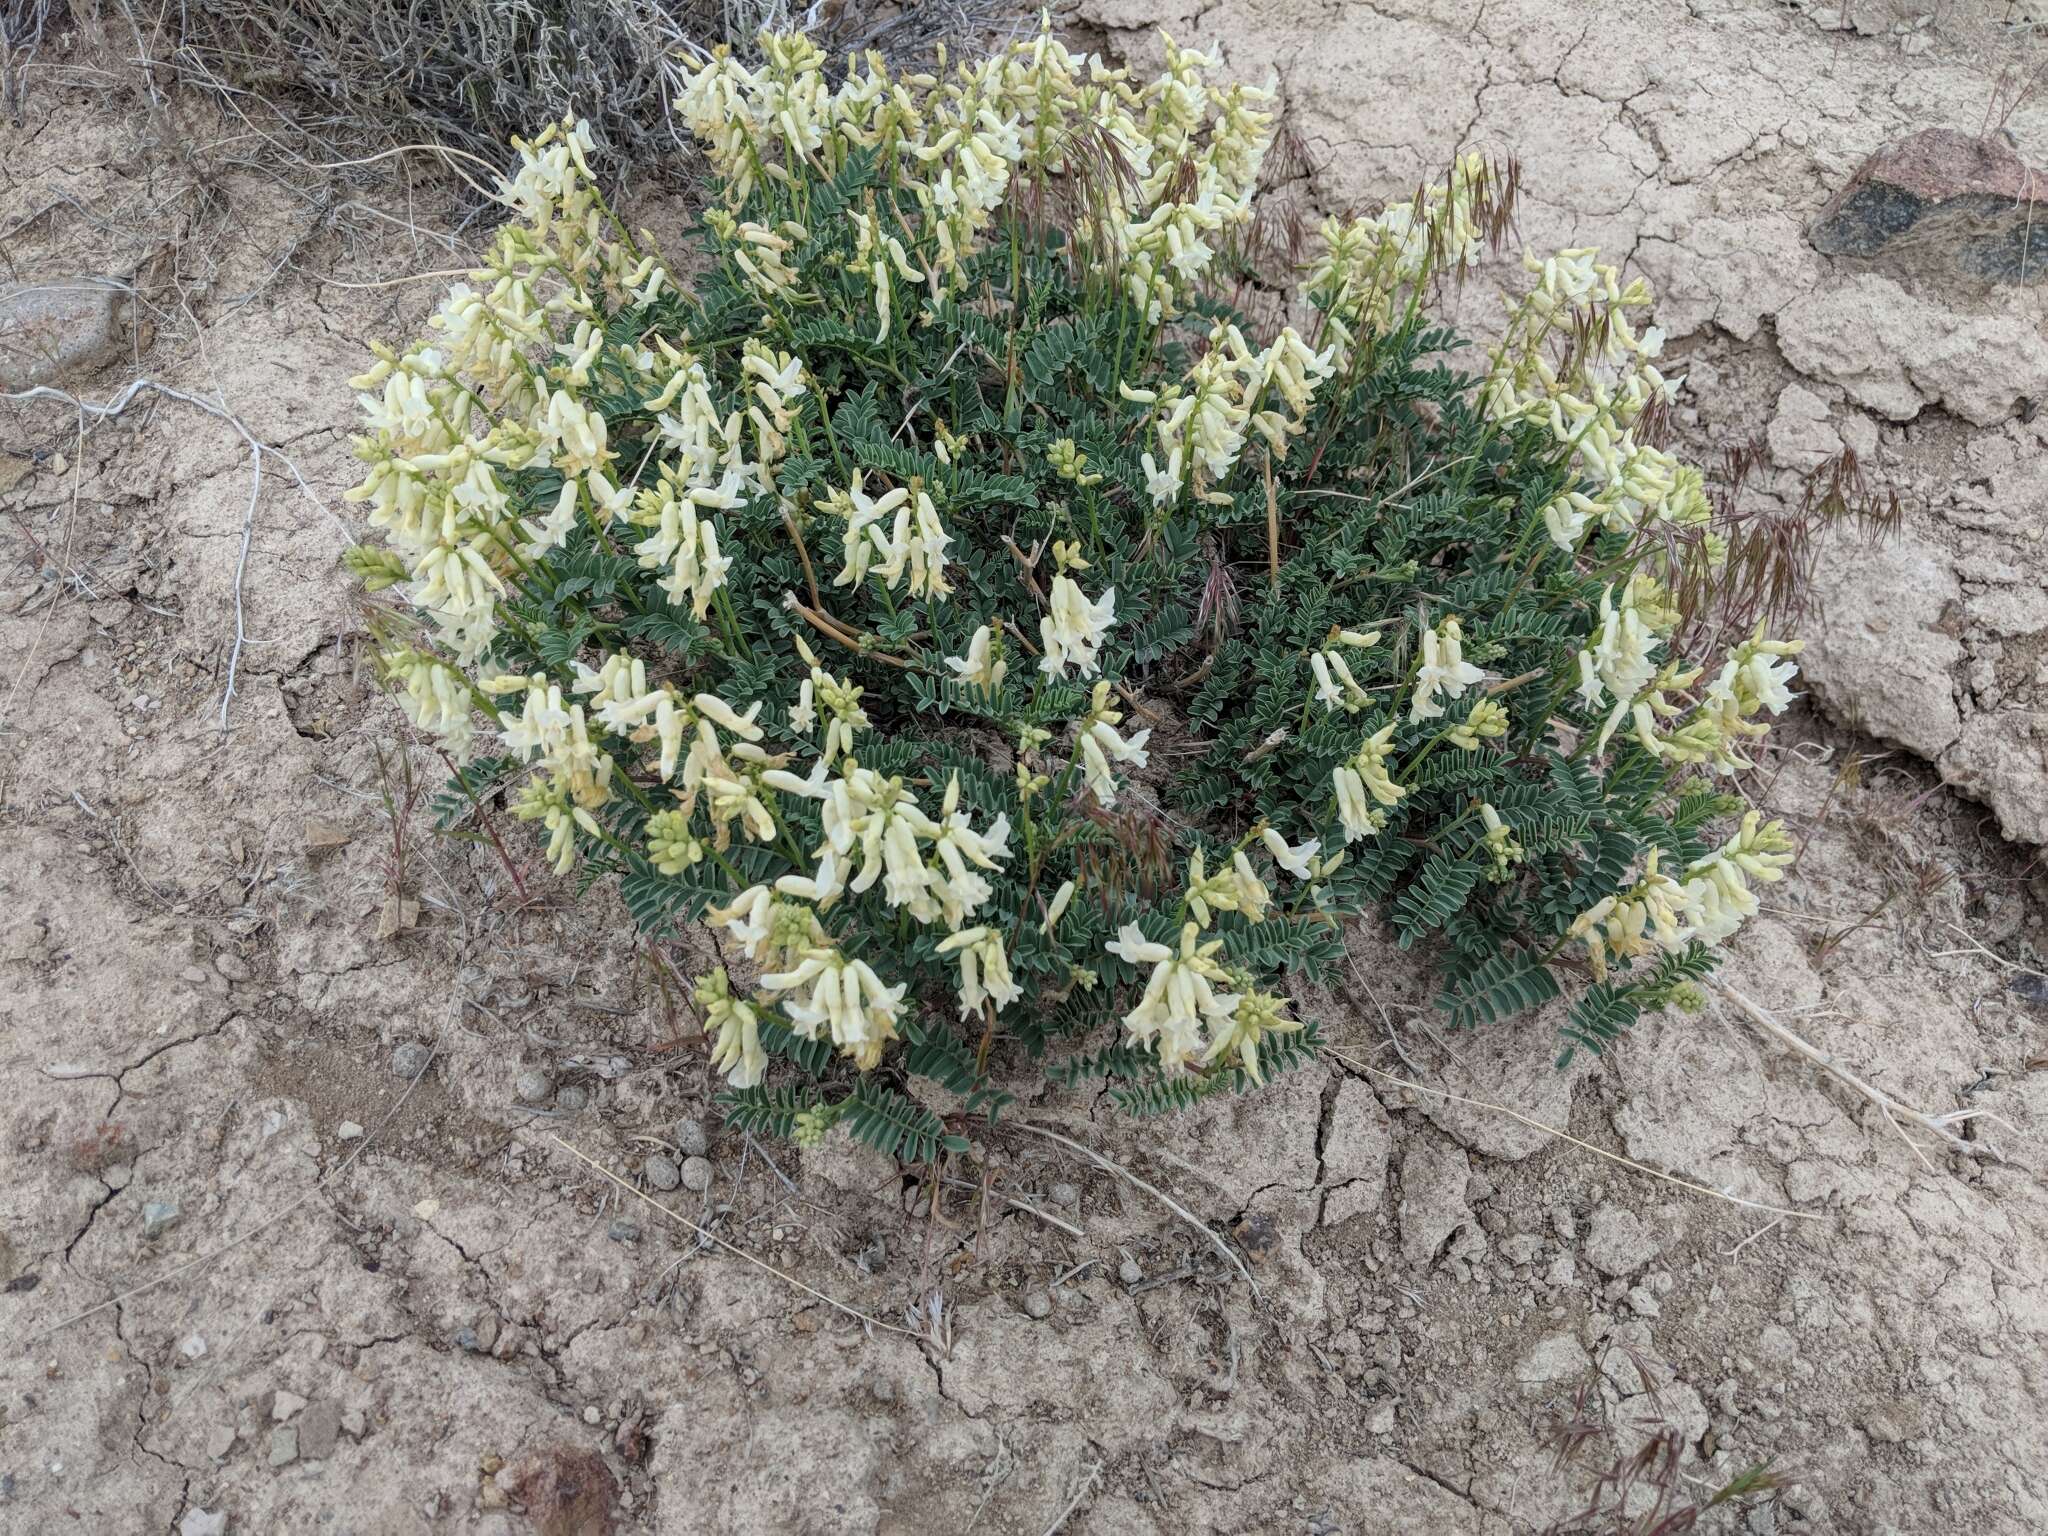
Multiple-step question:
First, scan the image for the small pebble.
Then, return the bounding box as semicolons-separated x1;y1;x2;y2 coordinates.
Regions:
213;952;252;983
268;1426;298;1467
389;1042;431;1080
680;1156;712;1192
141;1199;180;1239
674;1118;709;1158
582;1405;601;1425
1049;1182;1080;1209
179;1334;208;1360
557;1085;590;1113
1022;1289;1053;1320
454;1327;481;1352
514;1070;554;1104
179;1512;228;1536
272;1391;307;1422
179;965;209;985
336;1122;364;1141
607;1220;641;1244
1118;1259;1143;1286
644;1154;681;1191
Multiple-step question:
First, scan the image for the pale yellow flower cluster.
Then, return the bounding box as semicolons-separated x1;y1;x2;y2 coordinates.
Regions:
1306;151;1494;364
1482;248;1703;551
1565;812;1794;978
676;20;1273;317
1128;322;1334;510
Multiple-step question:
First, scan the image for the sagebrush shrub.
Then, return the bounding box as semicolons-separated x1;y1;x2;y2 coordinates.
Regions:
345;27;1806;1156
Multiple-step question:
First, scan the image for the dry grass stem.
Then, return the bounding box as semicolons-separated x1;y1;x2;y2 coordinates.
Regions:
1012;1122;1259;1294
1323;1046;1825;1223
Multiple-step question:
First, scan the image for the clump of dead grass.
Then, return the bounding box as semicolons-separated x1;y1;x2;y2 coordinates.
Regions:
16;2;1021;189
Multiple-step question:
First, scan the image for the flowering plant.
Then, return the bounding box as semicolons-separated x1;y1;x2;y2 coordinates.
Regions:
346;25;1807;1154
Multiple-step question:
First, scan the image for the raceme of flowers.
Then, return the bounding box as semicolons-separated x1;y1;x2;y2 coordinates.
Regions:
345;21;1809;1131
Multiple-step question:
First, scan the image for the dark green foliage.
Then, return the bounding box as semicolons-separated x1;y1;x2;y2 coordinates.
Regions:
398;118;1769;1152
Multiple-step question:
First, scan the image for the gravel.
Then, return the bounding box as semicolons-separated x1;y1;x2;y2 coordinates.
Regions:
644;1154;681;1191
680;1156;712;1192
1049;1182;1080;1209
557;1085;589;1113
514;1070;554;1104
675;1117;709;1157
390;1042;432;1080
1117;1258;1143;1286
608;1219;641;1244
268;1426;298;1467
298;1401;342;1462
142;1199;181;1239
1021;1288;1053;1320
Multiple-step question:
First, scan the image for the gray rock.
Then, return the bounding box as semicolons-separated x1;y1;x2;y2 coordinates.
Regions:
607;1219;641;1244
1398;1140;1474;1270
1117;1258;1143;1286
336;1122;365;1141
644;1154;681;1192
297;1400;342;1462
390;1042;432;1080
272;1390;307;1421
514;1070;554;1104
213;951;253;983
204;1423;236;1460
557;1085;590;1113
1766;383;1842;472
178;1512;228;1536
1319;1077;1392;1226
674;1118;709;1157
141;1199;181;1239
1943;719;2048;847
1584;1206;1657;1278
1803;531;1962;760
268;1425;299;1467
1021;1288;1053;1319
1778;272;2048;427
1048;1182;1080;1209
1516;1333;1592;1386
0;279;129;391
679;1156;712;1193
1811;128;2048;285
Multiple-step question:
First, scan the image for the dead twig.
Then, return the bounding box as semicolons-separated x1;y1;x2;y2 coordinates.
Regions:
549;1134;925;1340
1323;1045;1823;1222
1710;980;2007;1166
1013;1122;1258;1295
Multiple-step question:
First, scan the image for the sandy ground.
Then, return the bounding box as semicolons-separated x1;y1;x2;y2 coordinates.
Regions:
2;4;2046;1532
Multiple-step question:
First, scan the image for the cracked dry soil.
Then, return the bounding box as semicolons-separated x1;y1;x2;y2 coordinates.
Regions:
3;3;2047;1532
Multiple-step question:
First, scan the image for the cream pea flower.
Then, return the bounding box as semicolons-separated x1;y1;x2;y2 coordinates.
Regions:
1074;681;1151;808
1201;987;1302;1086
935;925;1022;1018
1041;878;1078;933
1109;921;1240;1076
1310;647;1374;714
944;623;1007;695
1260;828;1321;881
762;945;906;1070
1410;616;1484;722
1040;575;1117;679
697;968;768;1088
1331;720;1405;843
